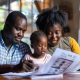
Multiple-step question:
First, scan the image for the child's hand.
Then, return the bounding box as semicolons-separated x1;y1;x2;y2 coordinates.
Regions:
23;60;35;72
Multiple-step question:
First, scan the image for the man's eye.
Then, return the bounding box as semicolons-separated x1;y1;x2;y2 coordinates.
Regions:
15;27;21;31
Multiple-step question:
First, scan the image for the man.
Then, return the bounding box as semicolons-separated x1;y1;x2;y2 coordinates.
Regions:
0;11;31;73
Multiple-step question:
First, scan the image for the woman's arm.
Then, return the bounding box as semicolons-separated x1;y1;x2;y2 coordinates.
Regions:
69;37;80;54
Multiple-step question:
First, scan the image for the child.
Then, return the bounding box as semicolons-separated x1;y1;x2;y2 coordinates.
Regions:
23;31;51;71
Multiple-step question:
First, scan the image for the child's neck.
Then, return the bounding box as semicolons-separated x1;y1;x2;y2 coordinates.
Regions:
31;53;45;59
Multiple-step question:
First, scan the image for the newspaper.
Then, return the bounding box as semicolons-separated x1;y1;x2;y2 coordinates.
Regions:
34;48;80;75
1;48;80;77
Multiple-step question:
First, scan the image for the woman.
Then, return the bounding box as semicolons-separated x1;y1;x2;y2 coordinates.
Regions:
36;8;80;54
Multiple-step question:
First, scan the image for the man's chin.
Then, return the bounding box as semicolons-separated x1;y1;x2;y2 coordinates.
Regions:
14;40;21;44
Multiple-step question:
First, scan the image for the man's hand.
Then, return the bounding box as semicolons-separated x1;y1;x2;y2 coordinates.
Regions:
22;60;35;72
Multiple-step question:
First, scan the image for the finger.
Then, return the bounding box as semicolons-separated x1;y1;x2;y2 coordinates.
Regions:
28;60;33;63
24;60;33;64
24;60;34;68
23;63;33;72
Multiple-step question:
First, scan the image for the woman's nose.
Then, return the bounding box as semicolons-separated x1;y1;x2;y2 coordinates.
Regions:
52;33;57;38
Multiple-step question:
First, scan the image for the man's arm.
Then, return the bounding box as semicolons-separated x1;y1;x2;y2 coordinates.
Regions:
0;62;23;74
0;60;36;74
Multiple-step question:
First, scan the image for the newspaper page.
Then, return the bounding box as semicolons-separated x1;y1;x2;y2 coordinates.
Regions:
34;48;80;75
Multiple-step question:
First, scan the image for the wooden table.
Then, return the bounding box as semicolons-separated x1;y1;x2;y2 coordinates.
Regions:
63;72;80;80
0;75;31;80
1;73;80;80
0;74;63;80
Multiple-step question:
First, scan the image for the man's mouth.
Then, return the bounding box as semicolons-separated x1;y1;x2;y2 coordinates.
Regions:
15;37;22;41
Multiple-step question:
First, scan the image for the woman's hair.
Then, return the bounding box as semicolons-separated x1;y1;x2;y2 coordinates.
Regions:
36;8;68;34
3;11;27;31
30;31;47;45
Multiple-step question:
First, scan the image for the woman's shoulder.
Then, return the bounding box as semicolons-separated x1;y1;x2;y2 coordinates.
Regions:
61;36;70;44
61;37;71;50
63;36;70;40
63;36;77;44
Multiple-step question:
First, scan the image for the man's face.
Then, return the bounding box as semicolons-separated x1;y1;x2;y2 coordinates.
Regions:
11;18;27;43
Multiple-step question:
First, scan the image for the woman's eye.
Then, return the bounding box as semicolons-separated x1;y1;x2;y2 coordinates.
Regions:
56;30;61;34
55;31;59;34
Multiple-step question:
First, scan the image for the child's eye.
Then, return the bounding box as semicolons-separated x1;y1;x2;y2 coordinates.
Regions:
48;32;52;35
38;45;42;47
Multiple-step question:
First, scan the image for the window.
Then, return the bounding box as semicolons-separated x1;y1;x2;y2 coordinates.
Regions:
0;0;52;44
0;0;40;44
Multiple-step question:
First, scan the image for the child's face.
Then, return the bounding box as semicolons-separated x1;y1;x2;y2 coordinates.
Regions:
33;36;47;57
47;23;62;47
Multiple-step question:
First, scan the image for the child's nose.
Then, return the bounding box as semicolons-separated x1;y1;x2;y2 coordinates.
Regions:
42;46;47;51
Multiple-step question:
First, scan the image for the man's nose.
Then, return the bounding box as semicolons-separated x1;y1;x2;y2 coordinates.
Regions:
19;30;24;36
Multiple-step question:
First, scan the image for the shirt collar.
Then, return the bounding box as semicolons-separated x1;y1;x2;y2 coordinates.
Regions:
0;32;6;47
0;31;20;48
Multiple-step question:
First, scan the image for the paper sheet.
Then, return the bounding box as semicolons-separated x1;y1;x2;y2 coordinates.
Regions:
34;48;80;75
1;72;33;77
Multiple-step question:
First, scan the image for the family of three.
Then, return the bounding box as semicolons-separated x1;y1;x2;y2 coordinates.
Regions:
0;8;80;74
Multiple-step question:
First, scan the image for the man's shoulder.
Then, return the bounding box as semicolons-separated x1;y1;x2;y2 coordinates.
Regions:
20;41;30;48
20;41;29;45
19;41;31;53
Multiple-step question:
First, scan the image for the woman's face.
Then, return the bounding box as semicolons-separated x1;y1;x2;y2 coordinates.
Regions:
47;23;63;47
